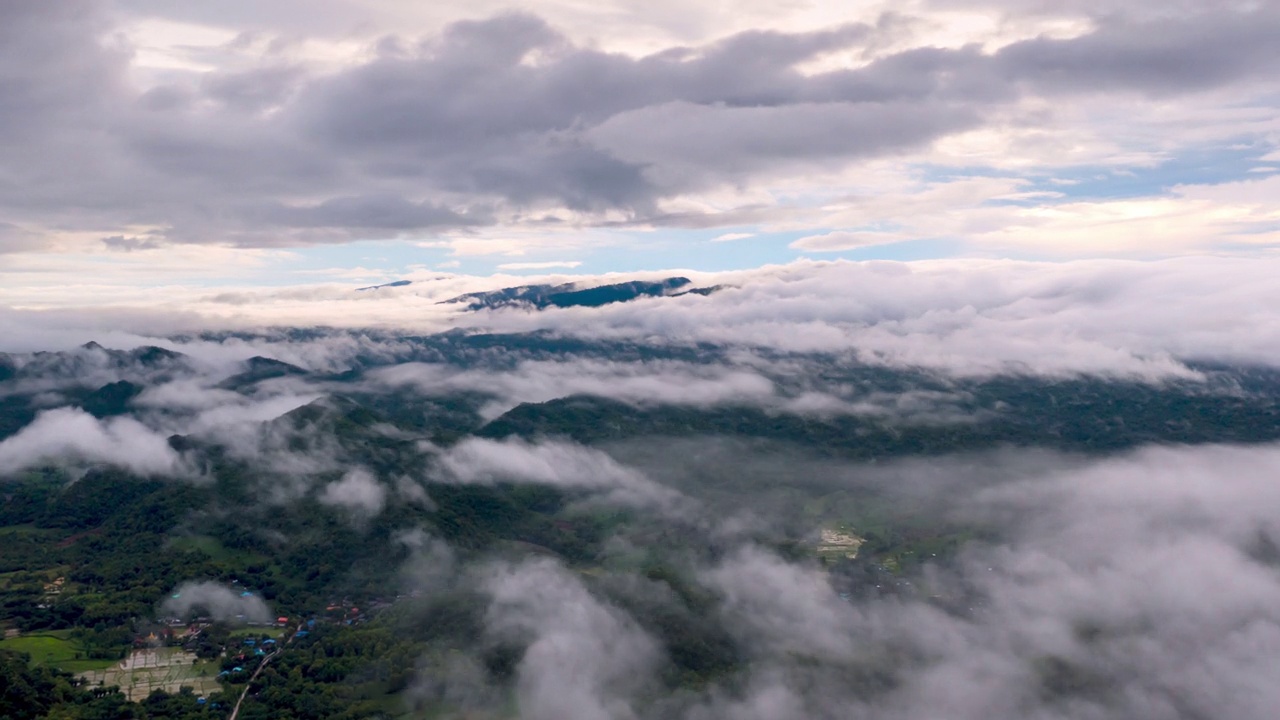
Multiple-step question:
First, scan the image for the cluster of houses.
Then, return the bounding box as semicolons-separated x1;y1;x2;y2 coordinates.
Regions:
140;586;385;665
218;635;280;676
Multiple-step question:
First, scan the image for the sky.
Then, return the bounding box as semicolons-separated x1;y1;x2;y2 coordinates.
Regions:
2;0;1280;309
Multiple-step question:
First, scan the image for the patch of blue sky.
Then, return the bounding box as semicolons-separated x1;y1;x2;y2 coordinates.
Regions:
904;140;1278;211
1039;143;1269;196
1013;141;1275;202
254;225;972;283
834;237;965;261
565;228;792;274
556;227;964;275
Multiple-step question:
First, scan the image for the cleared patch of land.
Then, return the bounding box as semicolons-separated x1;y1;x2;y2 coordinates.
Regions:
816;526;865;560
78;647;219;701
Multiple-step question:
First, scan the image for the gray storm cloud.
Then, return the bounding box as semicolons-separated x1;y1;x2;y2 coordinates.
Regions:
1;3;1278;246
160;581;273;624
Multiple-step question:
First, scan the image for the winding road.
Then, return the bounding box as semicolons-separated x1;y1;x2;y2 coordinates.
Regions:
227;625;301;720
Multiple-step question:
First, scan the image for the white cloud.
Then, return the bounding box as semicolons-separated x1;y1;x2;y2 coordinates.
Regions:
370;359;778;419
6;256;1280;381
0;407;187;477
705;546;859;661
481;558;661;720
161;581;273;624
463;257;1279;378
436;437;685;510
789;230;910;251
319;467;387;520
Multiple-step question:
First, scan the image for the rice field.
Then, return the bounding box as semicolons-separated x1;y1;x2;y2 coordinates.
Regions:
0;630;117;673
78;647;220;701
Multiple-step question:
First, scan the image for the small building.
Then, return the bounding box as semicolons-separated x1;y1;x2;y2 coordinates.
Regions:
134;625;175;648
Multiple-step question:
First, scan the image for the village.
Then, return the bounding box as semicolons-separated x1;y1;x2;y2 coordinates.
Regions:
71;590;378;703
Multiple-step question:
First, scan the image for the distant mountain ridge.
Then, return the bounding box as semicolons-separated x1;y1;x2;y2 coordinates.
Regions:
443;276;716;311
356;280;412;291
0;342;187;385
217;356;309;390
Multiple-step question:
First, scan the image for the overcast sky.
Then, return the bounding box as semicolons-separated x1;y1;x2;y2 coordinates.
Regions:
2;0;1279;303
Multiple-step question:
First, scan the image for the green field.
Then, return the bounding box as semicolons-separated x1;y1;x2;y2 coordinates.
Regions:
167;534;229;559
0;630;118;672
167;534;266;564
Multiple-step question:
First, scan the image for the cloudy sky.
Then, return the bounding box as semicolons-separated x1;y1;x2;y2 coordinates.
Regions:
2;0;1279;305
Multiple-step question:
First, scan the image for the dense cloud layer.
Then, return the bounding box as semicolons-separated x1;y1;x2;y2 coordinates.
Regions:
4;256;1280;487
0;2;1277;249
7;257;1280;380
467;257;1280;377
